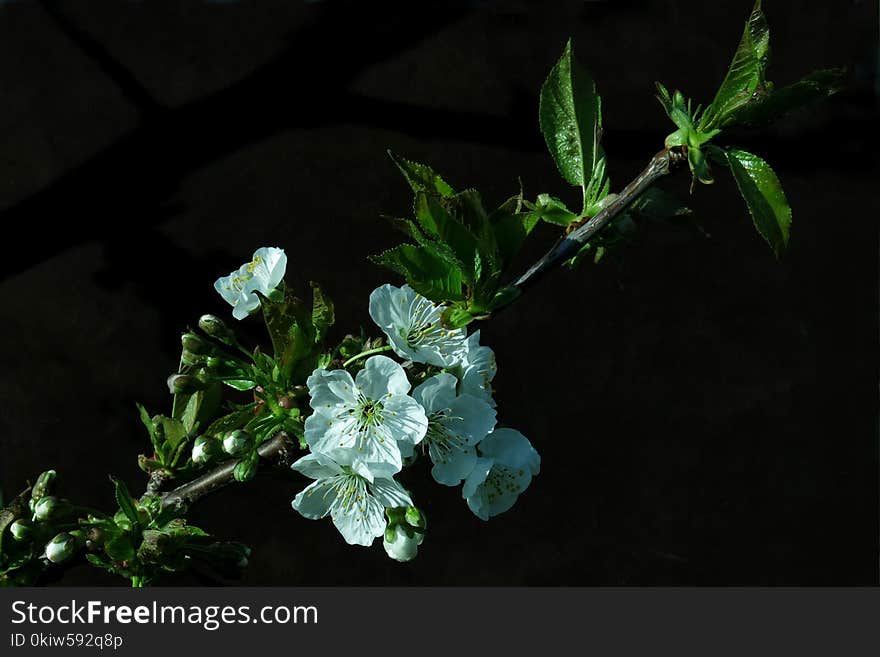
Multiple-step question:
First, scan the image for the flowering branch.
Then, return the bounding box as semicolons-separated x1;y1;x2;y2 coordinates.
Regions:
0;0;845;587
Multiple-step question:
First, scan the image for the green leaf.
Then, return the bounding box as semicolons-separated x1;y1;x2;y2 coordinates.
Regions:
387;151;455;198
724;148;792;257
104;534;136;563
136;404;162;454
222;379;257;391
370;243;465;303
584;156;611;214
531;194;580;227
722;68;847;127
310;282;335;344
157;416;187;452
445;189;499;271
414;192;480;283
260;289;317;376
180;383;222;436
205;404;259;438
702;0;770;130
440;306;474;330
539;39;604;211
112;478;140;529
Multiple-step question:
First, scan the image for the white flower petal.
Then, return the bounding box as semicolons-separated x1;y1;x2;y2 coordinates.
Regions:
381;395;428;449
412;373;458;413
383;528;424;562
331;487;386;546
431;445;478;487
462;456;493;499
478;428;540;476
307;368;358;409
231;289;260;320
445;393;497;446
356;355;410;398
459;330;497;406
304;411;360;461
290;453;343;480
291;479;338;519
369;477;413;509
252;246;287;291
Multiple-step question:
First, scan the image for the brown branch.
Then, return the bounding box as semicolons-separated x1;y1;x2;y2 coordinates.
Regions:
158;432;298;510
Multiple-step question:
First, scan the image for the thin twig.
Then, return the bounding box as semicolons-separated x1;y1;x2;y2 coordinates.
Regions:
158;432;296;510
509;146;687;293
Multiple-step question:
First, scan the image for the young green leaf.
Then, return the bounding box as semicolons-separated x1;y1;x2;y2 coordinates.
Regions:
414;192;480;283
370;243;465;302
530;194;580;227
112;478;141;529
701;0;770;130
724;148;792;257
539;39;604;213
310;282;335;343
723;68;847;127
387;150;455;198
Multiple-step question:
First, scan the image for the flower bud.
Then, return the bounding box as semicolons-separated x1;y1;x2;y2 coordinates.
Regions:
222;430;254;458
233;453;259;482
198;314;234;342
29;469;57;511
9;519;34;542
167;373;205;395
45;533;78;564
191;435;222;465
181;332;213;355
32;496;73;523
383;525;424;563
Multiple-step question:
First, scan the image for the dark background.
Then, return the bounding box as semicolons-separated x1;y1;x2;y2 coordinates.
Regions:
0;0;876;585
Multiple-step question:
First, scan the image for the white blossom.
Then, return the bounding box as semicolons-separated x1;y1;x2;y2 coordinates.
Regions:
369;284;467;367
304;355;427;479
214;246;287;320
291;453;412;547
462;429;540;521
410;373;496;486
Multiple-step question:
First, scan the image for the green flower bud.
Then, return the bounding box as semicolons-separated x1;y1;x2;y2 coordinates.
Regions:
9;519;34;542
232;453;259;482
181;332;213;355
222;430;254;458
45;532;78;564
29;469;57;511
32;496;73;522
198;314;234;342
167;373;205;395
191;435;222;465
